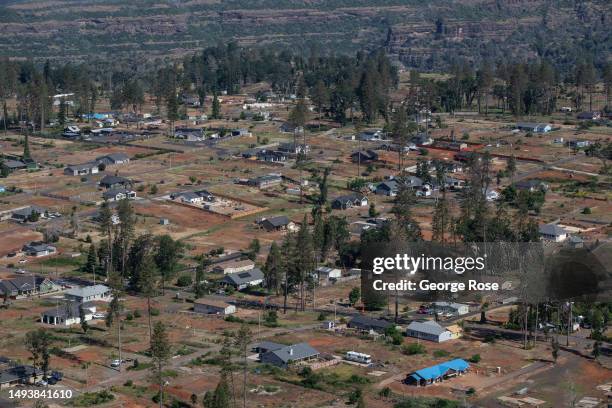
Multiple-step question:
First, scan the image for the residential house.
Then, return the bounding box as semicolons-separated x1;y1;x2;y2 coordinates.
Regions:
256;150;288;162
405;359;470;386
278;142;310;154
406;320;453;343
64;162;99;176
515;179;549;192
484;188;499;201
539;223;568;242
446;324;463;340
347;315;393;334
331;194;368;210
102;188;136;202
432;302;469;316
193;298;236;315
247;174;282;188
445;177;466;190
11;206;47;222
412;133;434;145
40;301;96;326
221;268;264;291
350;150;378;164
252;341;286;356
0;358;42;390
231;128;251;137
0;276;59;299
99;175;131;189
194;190;215;201
22;242;56;257
577;111;601;120
1;160;28;173
95;153;130;166
279;123;303;133
258;216;294;232
64;284;112;303
568;235;584;249
213;259;255;275
567;139;591;148
175;128;204;140
181;94;201;107
375;180;399;196
172;191;204;204
260;343;320;368
358;129;384;141
516;123;552;133
315;266;341;282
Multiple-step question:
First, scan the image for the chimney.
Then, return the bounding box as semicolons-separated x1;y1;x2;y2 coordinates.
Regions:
289;348;293;356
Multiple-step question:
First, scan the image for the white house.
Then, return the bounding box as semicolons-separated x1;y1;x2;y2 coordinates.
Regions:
539;223;568;242
315;266;342;281
102;188;136;202
64;285;112;303
213;259;255;275
433;302;469;316
193;298;236;315
40;302;96;326
406;320;453;343
64;162;99;176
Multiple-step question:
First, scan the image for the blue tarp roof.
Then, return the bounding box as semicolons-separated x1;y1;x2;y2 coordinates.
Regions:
409;359;469;381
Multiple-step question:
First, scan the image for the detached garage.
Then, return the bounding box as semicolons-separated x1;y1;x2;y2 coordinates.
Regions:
193;298;236;315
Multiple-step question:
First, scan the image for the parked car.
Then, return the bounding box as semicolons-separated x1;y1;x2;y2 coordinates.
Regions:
110;359;121;368
18;259;28;264
15;269;26;274
92;313;106;319
35;380;48;387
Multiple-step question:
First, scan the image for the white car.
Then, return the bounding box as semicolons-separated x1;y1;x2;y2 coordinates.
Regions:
15;269;27;275
18;259;28;264
92;313;106;319
110;359;121;368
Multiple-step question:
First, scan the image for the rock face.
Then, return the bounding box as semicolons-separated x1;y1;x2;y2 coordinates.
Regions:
0;0;609;70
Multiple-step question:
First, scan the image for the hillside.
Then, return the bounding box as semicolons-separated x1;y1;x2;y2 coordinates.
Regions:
0;0;610;71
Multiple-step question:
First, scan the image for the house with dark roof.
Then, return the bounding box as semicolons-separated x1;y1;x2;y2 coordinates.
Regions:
258;216;294;232
252;341;286;355
515;179;549;192
64;162;100;176
351;150;378;164
375;180;399;196
279;123;303;133
256;150;288;162
516;123;552;133
0;276;59;299
539;223;568;242
11;206;47;222
40;301;96;326
405;359;469;386
172;191;204;204
22;242;56;257
432;302;469;316
1;160;28;172
577;111;601;120
96;153;130;166
331;194;369;210
406;320;453;343
347;315;394;334
278;142;310;154
221;268;264;291
412;133;434;145
99;175;131;189
102;188;136;202
358;129;384;141
0;359;43;390
247;174;282;188
260;342;320;368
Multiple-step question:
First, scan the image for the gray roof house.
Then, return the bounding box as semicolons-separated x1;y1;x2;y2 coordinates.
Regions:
260;342;320;368
0;359;43;389
22;242;57;257
64;284;112;303
96;153;130;166
539;223;568;242
102;188;136;202
516;123;552;133
347;315;393;334
375;180;399;196
1;160;28;172
515;179;549;192
0;276;59;299
171;191;203;204
259;216;292;232
40;301;96;326
99;175;131;189
406;320;453;343
331;194;369;210
11;206;47;222
221;268;264;291
64;162;100;176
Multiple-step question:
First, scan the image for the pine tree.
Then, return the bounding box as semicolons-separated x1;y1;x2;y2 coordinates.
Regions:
85;244;97;277
79;305;89;334
211;93;221;119
294;215;315;311
432;193;450;242
166;92;179;138
263;242;282;294
23;133;31;161
98;201;114;279
57;99;66;127
150;321;171;408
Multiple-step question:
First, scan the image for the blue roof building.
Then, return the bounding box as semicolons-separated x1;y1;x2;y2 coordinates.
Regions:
406;359;470;386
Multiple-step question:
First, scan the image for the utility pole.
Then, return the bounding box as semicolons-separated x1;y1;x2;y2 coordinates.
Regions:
567;302;572;347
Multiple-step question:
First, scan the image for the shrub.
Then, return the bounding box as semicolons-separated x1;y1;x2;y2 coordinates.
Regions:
402;343;426;355
582;207;592;214
133;310;141;318
150;308;160;316
469;354;481;363
124;380;133;387
176;275;193;287
125;313;133;321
